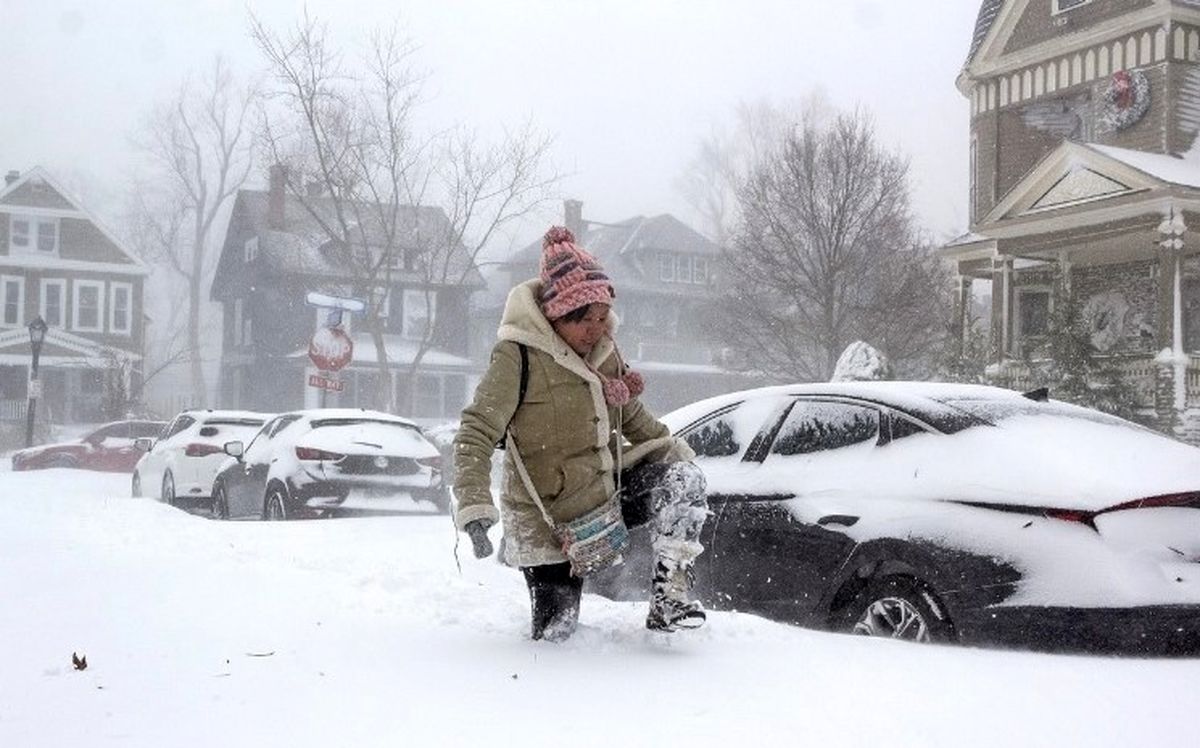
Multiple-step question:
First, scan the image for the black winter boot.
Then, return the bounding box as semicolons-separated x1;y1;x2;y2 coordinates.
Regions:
523;563;583;642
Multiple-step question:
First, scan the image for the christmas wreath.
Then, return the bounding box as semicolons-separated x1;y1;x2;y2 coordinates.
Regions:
1101;69;1150;131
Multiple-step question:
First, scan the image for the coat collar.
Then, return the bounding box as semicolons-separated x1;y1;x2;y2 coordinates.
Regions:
497;279;617;372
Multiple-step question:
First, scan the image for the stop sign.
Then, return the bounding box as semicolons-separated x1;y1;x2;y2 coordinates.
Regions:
308;326;354;372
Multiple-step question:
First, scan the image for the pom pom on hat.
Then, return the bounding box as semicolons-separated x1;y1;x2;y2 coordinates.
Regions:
602;377;631;407
539;225;615;320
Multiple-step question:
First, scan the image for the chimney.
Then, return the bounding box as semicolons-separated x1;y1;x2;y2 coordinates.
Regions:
4;170;19;187
564;199;584;239
268;164;288;230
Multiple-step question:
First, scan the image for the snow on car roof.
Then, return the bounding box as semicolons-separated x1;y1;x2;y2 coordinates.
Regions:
192;410;273;424
286;408;420;428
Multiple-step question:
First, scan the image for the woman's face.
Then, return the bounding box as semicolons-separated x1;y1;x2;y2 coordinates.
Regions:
552;303;611;356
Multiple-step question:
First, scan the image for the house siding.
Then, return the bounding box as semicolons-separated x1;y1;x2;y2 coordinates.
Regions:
1003;0;1155;57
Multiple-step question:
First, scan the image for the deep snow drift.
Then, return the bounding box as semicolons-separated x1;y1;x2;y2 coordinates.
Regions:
3;465;1200;747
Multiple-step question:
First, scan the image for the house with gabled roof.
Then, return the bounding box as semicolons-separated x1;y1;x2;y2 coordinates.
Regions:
211;166;485;420
0;167;148;429
943;0;1200;441
482;200;753;414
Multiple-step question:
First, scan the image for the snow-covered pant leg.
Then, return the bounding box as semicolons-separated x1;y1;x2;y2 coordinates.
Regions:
521;562;582;642
619;461;709;630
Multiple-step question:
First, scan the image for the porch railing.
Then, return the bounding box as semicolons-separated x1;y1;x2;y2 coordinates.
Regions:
0;399;27;422
995;355;1200;408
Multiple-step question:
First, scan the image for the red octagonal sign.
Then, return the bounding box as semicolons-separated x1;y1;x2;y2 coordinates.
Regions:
308;327;354;372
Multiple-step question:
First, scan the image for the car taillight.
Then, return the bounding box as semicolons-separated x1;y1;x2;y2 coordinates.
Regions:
1044;508;1097;525
184;443;224;457
416;455;442;470
295;446;344;461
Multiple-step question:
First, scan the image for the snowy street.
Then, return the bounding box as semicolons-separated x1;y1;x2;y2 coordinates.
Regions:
4;465;1200;747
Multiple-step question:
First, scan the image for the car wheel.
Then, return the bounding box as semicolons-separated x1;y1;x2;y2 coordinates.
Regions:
161;472;176;507
211;483;230;520
263;484;289;521
845;576;954;644
131;472;142;498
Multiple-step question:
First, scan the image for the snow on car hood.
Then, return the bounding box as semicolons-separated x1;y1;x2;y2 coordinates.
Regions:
298;421;437;458
711;413;1198;511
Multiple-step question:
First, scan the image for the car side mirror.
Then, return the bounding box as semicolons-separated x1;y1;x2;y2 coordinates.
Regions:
134;437;153;452
224;441;245;460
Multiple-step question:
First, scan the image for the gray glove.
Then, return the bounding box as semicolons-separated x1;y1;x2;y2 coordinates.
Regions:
464;519;495;559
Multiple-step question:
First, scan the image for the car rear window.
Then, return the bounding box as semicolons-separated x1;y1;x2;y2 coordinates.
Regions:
310;418;420;433
938;397;1140;430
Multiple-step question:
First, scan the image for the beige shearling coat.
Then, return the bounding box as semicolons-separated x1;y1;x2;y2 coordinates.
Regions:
453;279;693;567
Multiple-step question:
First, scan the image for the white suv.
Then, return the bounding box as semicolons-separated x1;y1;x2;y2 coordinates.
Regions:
132;410;272;510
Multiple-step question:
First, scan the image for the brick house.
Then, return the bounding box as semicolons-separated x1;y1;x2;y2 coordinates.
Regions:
0;167;148;428
943;0;1200;440
211;167;484;421
480;200;753;414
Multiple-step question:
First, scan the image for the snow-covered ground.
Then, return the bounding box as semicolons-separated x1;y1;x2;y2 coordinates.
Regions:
4;466;1200;747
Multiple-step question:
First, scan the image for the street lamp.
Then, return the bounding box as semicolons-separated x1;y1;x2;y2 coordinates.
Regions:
25;315;47;448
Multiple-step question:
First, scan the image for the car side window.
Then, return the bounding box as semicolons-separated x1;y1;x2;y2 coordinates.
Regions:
769;400;881;456
681;396;792;461
163;416;195;441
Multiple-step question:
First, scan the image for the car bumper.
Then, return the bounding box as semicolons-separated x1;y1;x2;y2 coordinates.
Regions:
959;604;1200;656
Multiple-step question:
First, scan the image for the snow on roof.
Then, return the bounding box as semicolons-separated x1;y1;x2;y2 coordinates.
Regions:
1088;144;1200;189
943;231;992;248
965;0;1004;65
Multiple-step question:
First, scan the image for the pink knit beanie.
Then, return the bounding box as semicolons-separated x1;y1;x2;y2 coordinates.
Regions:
538;226;614;320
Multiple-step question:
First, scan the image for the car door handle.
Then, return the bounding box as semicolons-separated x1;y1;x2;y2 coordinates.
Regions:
817;514;859;527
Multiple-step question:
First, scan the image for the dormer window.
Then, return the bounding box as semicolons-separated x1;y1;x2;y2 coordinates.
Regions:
9;215;59;254
1053;0;1091;14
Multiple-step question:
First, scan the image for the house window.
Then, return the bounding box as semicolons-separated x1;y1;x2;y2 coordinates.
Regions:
244;236;259;263
675;255;693;283
659;253;675;282
1;275;24;327
414;374;442;418
73;280;105;332
40;279;66;327
1053;0;1092;14
109;282;132;335
1016;288;1051;349
693;257;709;285
233;299;243;346
969;136;978;223
8;215;59;254
402;289;435;340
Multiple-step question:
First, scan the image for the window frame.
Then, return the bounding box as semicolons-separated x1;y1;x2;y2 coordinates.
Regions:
40;278;66;328
401;288;436;341
1;274;25;328
763;397;885;458
7;215;60;255
658;252;675;282
1015;286;1053;352
1052;0;1093;15
109;281;133;336
692;256;709;285
73;279;105;333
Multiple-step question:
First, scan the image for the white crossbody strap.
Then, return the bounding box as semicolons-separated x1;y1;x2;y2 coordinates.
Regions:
505;432;557;528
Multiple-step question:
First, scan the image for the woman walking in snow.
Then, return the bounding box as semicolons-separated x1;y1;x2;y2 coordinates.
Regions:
452;226;709;642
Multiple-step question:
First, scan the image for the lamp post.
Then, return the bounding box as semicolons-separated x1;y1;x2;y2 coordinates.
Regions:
25;316;47;448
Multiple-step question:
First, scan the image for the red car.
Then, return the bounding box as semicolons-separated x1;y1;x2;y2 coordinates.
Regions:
11;420;167;473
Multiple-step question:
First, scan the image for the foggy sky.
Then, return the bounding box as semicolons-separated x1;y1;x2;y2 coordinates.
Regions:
0;1;981;250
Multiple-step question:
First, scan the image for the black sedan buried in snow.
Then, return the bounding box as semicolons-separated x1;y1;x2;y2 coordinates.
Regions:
210;409;449;520
589;382;1200;654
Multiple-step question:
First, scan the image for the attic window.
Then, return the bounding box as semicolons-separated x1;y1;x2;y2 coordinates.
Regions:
1052;0;1091;14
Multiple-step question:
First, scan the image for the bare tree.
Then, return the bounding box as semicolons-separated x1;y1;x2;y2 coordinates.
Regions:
676;95;830;247
719;108;945;381
132;56;256;406
250;12;557;413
